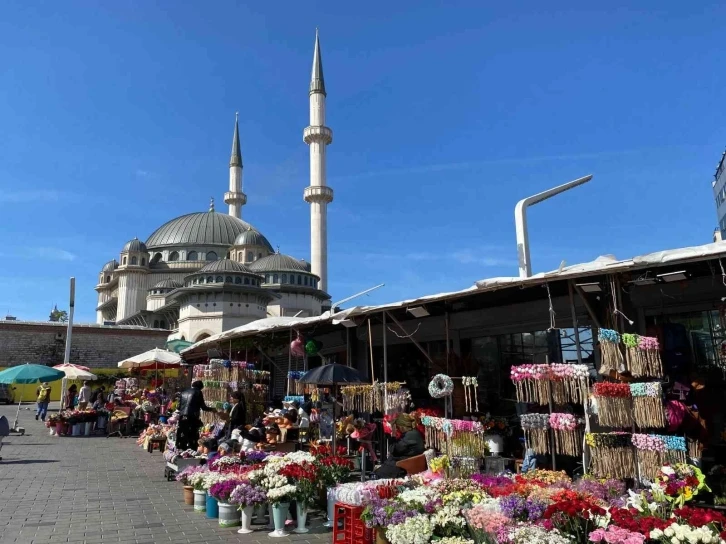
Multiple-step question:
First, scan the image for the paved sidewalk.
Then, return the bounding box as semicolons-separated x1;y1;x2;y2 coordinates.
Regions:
0;403;330;544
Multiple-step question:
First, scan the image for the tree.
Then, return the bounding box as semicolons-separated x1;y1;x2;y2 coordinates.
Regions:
49;306;68;322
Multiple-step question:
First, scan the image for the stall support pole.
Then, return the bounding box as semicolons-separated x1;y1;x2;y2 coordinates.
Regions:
569;280;590;475
63;277;75;364
367;319;375;382
382;312;388;412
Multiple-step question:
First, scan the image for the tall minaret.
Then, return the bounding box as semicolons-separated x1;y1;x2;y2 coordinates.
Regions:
303;29;333;292
225;113;247;219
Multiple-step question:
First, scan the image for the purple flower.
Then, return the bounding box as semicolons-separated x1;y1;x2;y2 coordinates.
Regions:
499;494;547;521
241;450;268;464
209;479;243;502
229;483;267;507
471;474;511;489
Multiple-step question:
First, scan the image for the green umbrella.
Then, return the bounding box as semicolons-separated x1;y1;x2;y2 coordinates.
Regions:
0;364;66;432
0;363;65;384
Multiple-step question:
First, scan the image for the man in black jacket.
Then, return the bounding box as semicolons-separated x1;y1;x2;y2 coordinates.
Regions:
177;381;216;450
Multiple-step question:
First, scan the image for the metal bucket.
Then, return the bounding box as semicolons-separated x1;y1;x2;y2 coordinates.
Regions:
193;490;207;512
218;502;241;527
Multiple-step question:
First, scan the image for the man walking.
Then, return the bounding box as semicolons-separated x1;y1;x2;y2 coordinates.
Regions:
177;381;215;450
35;382;51;421
77;381;92;410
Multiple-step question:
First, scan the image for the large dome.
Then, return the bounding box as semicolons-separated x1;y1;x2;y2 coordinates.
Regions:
146;211;254;249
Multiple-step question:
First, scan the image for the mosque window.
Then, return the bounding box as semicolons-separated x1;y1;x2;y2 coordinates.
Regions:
235;277;241;284
246;252;253;262
273;274;279;283
265;274;270;283
207;276;213;283
225;276;232;283
258;252;262;259
106;276;110;283
151;253;162;264
122;257;127;265
131;256;138;265
207;251;218;261
188;251;198;261
297;275;302;285
159;320;166;329
153;320;159;328
304;276;308;286
169;251;179;262
216;276;223;283
142;258;146;266
282;274;287;283
244;277;250;285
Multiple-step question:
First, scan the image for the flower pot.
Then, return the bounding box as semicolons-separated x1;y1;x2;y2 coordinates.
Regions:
55;422;65;436
484;434;504;456
183;486;194;505
96;416;107;430
253;503;267;525
294;501;309;533
218;501;240;527
193;489;207;512
376;527;390;544
206;495;219;519
71;423;82;436
237;505;255;534
323;487;335;528
84;422;93;436
268;502;290;538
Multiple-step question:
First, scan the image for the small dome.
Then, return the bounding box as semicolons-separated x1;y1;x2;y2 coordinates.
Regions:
151;278;183;290
198;259;254;274
102;259;119;272
122;237;148;253
233;228;274;253
249;253;312;273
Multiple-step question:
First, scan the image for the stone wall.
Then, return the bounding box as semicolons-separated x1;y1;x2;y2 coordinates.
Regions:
0;321;169;369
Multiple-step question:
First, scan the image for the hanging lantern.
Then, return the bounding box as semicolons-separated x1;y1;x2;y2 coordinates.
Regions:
291;334;305;357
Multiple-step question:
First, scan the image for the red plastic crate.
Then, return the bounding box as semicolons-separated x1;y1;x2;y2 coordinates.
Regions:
333;503;372;544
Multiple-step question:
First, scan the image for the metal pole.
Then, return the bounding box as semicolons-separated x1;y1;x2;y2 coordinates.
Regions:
515;175;592;278
382;312;388;412
63;278;75;364
569;280;589;475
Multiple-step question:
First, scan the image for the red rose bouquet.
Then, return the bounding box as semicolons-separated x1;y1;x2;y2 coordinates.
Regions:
280;461;319;505
317;455;353;487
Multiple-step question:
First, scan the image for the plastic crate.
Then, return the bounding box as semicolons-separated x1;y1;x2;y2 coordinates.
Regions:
333;503;372;544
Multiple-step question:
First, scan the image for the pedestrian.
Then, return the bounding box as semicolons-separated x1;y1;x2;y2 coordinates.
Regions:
65;384;77;410
225;390;246;440
35;382;52;421
77;381;92;410
176;380;216;451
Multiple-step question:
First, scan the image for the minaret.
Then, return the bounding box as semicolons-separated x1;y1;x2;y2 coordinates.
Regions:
303;29;333;292
225;112;247;219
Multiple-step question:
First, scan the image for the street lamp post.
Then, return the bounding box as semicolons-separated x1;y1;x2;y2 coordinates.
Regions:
515;175;593;278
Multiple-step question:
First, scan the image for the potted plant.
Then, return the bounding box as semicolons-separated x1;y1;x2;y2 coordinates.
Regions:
176;465;204;505
188;467;209;512
230;482;268;534
209;479;243;526
266;484;297;538
479;413;511;455
317;455;354;528
280;461;319;533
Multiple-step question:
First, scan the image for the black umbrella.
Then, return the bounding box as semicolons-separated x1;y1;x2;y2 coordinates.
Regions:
299;364;363;453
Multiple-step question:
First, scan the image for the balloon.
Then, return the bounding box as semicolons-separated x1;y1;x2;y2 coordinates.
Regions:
291;336;305;357
305;340;319;355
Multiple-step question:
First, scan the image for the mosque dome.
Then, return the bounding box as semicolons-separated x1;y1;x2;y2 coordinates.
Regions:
249;253;311;273
102;259;119;272
152;278;183;290
198;259;255;274
122;237;147;253
146;211;255;249
233;228;274;253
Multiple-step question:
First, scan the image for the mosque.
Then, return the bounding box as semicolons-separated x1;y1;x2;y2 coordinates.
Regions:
94;31;334;343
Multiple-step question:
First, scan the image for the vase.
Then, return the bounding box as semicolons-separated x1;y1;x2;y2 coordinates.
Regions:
193;489;207;512
206;495;219;519
267;503;275;530
376;527;390;544
294;501;309;533
71;423;81;436
485;434;504;456
96;416;107;430
268;502;290;538
323;487;335;528
84;422;93;436
183;486;194;505
237;505;255;533
218;501;240;527
253;503;267;524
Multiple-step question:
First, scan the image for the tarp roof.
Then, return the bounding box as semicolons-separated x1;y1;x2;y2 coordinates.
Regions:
183;242;726;354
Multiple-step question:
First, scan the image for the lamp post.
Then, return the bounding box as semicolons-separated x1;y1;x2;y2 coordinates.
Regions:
515;175;593;278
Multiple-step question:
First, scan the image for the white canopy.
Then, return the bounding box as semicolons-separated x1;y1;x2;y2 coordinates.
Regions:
52;364;98;381
117;348;181;369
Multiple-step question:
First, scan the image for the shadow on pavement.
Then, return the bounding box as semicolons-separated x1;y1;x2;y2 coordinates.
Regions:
0;459;59;465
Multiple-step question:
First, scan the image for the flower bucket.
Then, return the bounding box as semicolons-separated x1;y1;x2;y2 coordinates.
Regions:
294;501;309;534
267;503;274;530
193;489;207;512
376;527;390;544
238;505;255;534
55;422;65;436
71;423;82;436
218;501;239;527
96;416;107;430
268;502;290;538
254;504;267;525
49;427;56;436
323;487;335;528
206;495;219;519
484;434;504;456
144;413;152;424
84;422;93;436
183;486;194;505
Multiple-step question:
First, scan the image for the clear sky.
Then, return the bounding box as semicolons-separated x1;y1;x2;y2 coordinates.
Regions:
1;1;724;323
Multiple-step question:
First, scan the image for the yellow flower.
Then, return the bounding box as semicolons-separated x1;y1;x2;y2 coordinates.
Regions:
683;487;693;500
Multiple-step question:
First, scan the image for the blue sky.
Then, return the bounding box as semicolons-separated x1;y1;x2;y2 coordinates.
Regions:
1;1;724;322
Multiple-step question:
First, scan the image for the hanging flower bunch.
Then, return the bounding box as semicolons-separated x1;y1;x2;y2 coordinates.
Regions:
592;382;633;427
549;413;582;457
428;374;454;399
510;364;551;405
598;328;625;376
632;434;687;480
520;414;550;455
549;363;590;404
585;433;635;479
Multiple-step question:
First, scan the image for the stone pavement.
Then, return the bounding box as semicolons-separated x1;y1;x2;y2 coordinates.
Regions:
0;403;331;544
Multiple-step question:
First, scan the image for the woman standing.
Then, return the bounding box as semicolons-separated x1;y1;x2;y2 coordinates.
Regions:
64;384;77;410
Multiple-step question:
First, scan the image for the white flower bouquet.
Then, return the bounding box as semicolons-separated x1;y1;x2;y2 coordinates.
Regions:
266;484;297;505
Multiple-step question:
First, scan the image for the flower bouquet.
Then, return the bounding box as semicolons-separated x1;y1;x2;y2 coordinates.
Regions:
465;504;510;544
209;479;244;503
317;455;354;487
229;482;267;508
176;465;206;486
211;455;244;472
266;484;297;505
655;464;710;508
542;496;606;543
279;461;319;506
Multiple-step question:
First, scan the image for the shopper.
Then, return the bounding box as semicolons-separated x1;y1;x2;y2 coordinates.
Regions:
65;384;78;410
90;385;106;406
225;390;246;440
35;382;52;422
77;381;92;410
177;380;215;451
